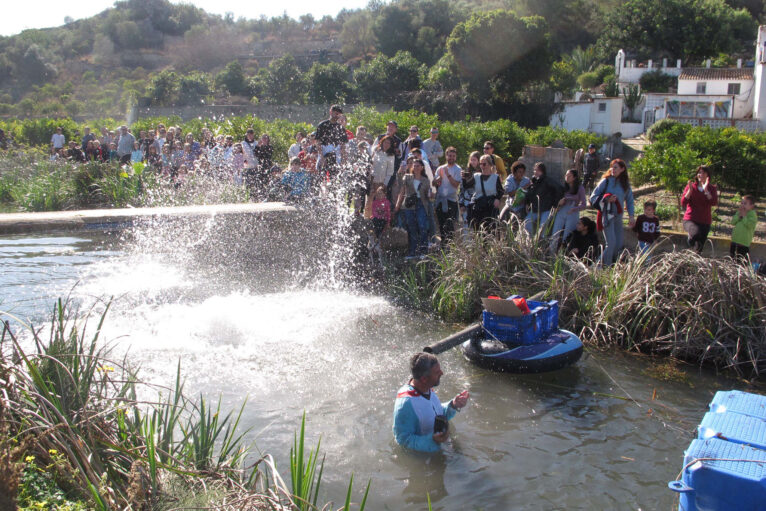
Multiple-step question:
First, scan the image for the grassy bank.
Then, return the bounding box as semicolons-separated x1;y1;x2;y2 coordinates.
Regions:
0;300;368;510
392;226;766;378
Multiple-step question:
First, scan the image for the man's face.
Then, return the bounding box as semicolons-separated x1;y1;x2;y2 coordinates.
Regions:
387;123;397;135
446;150;457;165
330;109;341;122
483;144;494;155
424;363;443;388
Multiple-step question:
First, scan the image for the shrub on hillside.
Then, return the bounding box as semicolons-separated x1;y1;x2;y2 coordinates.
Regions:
525;126;605;153
639;70;676;93
635;124;766;196
646;118;684;141
11;118;80;146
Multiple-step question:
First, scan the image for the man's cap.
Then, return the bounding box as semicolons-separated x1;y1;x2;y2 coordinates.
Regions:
588;143;597;149
387;120;398;127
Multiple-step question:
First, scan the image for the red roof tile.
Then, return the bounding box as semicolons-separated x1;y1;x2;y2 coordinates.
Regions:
679;68;753;80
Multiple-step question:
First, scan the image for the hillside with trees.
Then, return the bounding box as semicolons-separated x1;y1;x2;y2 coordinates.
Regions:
0;0;762;125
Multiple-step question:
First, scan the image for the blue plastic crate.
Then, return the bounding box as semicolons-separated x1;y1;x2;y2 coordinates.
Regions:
482;297;559;345
509;296;559;336
482;310;543;344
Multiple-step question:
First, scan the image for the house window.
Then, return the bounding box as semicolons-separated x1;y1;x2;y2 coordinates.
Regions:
696;82;706;94
598;103;606;112
727;83;741;95
714;100;731;118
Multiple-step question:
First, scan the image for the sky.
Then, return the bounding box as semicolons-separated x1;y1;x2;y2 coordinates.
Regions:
0;0;371;37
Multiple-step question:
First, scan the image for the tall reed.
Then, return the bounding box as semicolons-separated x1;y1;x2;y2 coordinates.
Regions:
0;299;371;509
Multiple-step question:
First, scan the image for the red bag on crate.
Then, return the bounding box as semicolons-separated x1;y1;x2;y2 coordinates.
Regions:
512;297;531;315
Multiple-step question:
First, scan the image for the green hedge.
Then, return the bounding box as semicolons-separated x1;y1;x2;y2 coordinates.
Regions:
2;112;606;167
634;123;766;196
0;117;119;147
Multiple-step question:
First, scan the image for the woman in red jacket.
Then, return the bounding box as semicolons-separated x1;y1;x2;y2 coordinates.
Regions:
681;165;718;253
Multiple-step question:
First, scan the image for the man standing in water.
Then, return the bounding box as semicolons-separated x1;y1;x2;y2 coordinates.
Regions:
393;352;470;452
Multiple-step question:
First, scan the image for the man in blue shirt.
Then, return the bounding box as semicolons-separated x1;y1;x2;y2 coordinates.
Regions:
393;352;470;452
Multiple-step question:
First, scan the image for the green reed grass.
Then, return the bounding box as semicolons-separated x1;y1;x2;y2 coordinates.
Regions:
1;299;372;510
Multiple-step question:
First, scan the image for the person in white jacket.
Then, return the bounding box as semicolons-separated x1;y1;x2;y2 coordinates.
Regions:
367;135;396;217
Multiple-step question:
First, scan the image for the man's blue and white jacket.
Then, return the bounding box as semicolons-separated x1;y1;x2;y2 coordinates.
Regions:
392;383;457;452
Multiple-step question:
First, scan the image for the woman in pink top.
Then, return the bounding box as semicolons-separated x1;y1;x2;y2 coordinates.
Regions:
681;165;718;253
371;185;392;239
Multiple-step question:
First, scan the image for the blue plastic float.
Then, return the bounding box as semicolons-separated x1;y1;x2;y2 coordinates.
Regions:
670;390;766;510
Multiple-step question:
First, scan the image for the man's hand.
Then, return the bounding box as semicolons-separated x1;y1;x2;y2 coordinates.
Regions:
433;431;449;443
452;390;470;409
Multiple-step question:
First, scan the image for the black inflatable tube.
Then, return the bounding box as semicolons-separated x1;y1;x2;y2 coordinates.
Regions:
462;339;583;373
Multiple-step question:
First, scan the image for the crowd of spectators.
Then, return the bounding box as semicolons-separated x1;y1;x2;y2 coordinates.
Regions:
45;107;759;267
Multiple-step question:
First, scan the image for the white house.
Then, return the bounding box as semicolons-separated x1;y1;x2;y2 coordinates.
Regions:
644;65;757;129
551;25;766;136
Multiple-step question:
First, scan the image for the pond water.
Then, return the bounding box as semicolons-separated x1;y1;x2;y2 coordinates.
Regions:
0;225;733;510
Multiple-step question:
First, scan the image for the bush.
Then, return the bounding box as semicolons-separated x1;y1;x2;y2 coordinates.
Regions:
636;124;766;196
639;70;675;93
577;70;600;89
526;126;605;153
4;118;80;146
646;118;683;142
684;127;766;195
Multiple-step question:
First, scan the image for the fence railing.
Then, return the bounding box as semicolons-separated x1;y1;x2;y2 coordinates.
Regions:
670;116;761;132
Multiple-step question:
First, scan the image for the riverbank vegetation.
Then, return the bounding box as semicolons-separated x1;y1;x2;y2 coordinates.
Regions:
0;300;369;510
0;148;249;212
393;226;766;378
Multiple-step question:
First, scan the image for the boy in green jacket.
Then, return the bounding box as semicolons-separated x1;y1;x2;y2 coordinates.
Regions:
730;195;758;262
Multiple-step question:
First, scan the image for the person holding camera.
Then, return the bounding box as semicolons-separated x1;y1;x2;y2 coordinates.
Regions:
468;154;504;230
393;352;470;453
395;157;431;258
681;165;718;254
